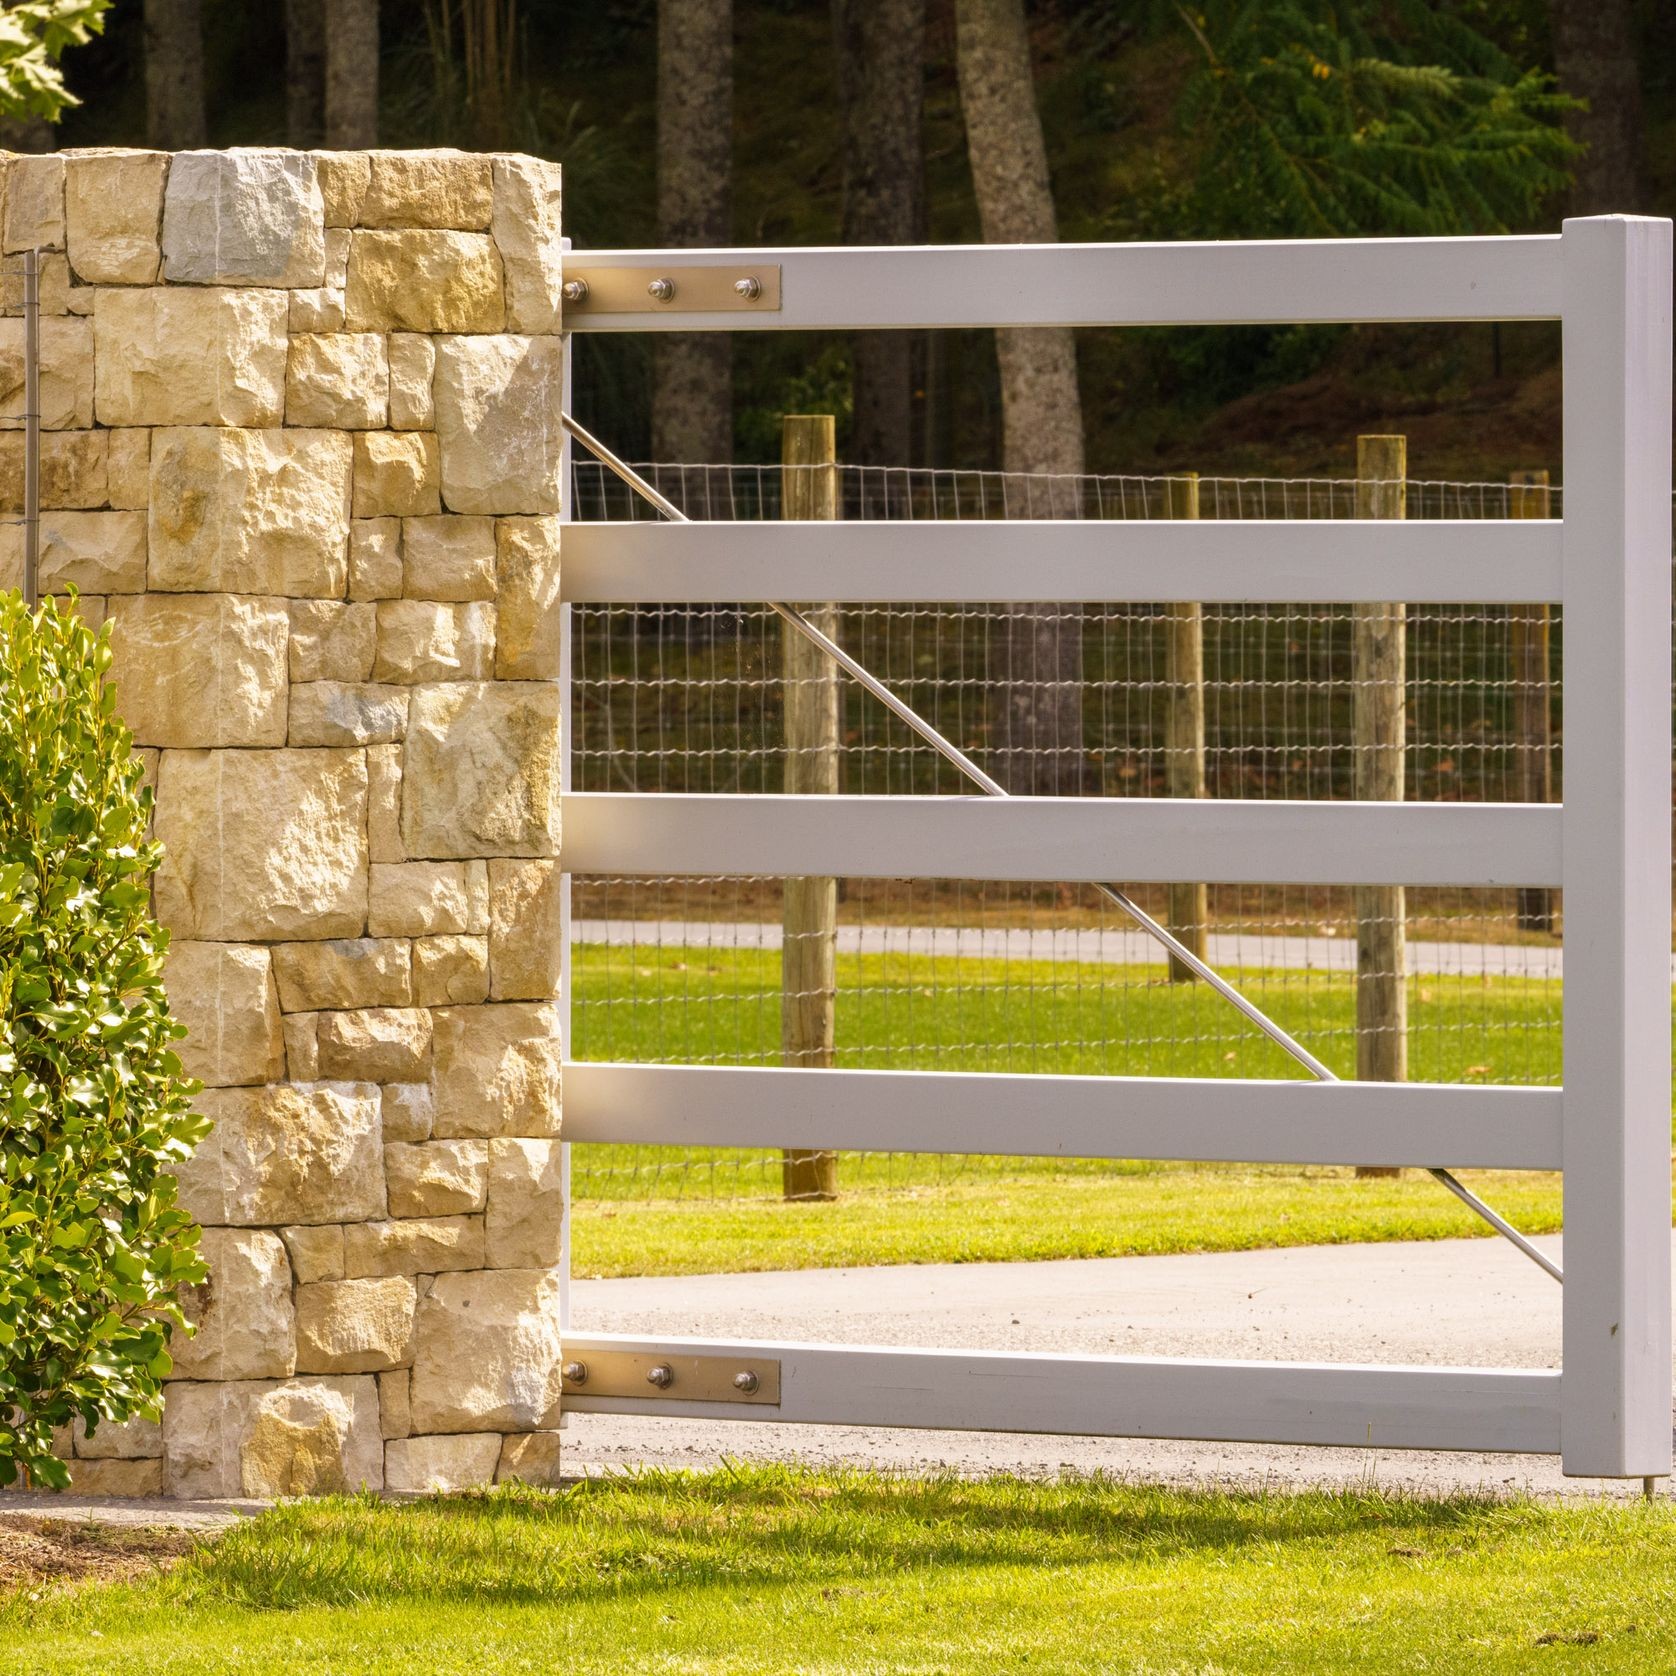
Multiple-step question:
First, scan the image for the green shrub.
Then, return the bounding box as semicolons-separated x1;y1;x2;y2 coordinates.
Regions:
0;595;206;1488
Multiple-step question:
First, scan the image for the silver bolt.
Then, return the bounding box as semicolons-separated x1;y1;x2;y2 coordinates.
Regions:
733;276;761;301
646;1363;675;1389
647;277;676;302
562;1360;588;1385
560;277;589;304
732;1369;759;1394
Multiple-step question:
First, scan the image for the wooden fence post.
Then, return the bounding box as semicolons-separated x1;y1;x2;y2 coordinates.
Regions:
1163;473;1208;979
1509;469;1555;934
781;415;841;1202
1353;435;1407;1177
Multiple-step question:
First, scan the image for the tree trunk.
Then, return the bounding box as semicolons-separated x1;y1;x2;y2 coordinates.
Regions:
834;0;925;489
653;0;733;468
325;0;379;150
285;0;326;148
144;0;206;150
1549;0;1648;214
956;0;1085;795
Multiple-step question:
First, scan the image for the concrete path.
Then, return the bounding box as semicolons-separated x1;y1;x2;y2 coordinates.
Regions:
563;1233;1676;1499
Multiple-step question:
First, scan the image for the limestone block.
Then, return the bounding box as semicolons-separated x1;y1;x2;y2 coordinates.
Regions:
314;151;370;225
325;226;351;287
491;155;563;334
289;601;377;684
494;516;561;678
413;934;489;1007
74;1413;163;1461
295;1276;417;1374
385;1433;501;1493
3;154;65;251
349;517;402;599
108;594;289;747
161;150;326;287
382;1082;434;1144
379;1369;412;1438
171;1227;296;1382
367;860;488;938
485;1138;564;1268
402;515;495;600
372;599;494;683
353;430;441;518
343;1215;485;1279
177;1082;384;1227
0;250;70;315
0;429;106;510
430;1003;562;1140
488;859;562;1001
368;742;403;862
37;509;147;594
317;1006;433;1083
64;149;167;284
149;426;351;596
433;335;563;514
290;287;346;333
287;332;389;429
360;150;494;230
165;940;286;1088
496;1432;563;1487
289;681;409;746
385;1139;488;1218
68;1458;163;1496
282;1223;346;1286
94;289;287;427
107;428;149;509
272;937;410;1013
154;748;367;940
284;1013;320;1079
344;230;504;334
408;1268;563;1433
0;315;94;428
388;334;436;429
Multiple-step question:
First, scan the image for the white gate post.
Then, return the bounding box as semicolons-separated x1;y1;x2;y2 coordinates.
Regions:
1559;214;1673;1478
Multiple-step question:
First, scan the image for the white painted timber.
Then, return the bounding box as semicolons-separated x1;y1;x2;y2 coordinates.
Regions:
560;1334;1563;1454
1558;217;1674;1478
560;519;1562;606
562;1063;1563;1171
561;793;1562;888
561;237;1562;332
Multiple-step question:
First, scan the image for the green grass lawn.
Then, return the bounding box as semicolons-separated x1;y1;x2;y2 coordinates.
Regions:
13;1472;1676;1674
570;945;1578;1276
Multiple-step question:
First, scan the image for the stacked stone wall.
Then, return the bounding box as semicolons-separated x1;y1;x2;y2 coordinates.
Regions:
0;145;566;1497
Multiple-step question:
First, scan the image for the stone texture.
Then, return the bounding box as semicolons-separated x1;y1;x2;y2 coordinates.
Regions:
381;1081;433;1144
64;149;167;284
68;1458;164;1496
353;430;441;518
177;1082;385;1227
388;333;436;429
0;429;107;510
345;230;504;334
295;1276;417;1374
2;249;70;316
149;426;352;595
94;289;287;427
4;154;65;252
289;601;377;683
379;1368;412;1438
170;1228;296;1381
384;1139;488;1218
317;1007;433;1082
155;748;368;940
402;515;495;600
109;594;289;747
107;428;150;508
161;150;326;287
343;1215;485;1279
0;315;94;429
282;1223;346;1286
36;509;147;594
287;331;389;429
361;151;494;230
408;1268;564;1433
488;860;562;1001
289;680;409;746
283;1013;320;1079
367;860;489;938
494;516;561;678
74;1413;164;1461
433;335;563;513
290;286;346;333
166;940;286;1087
274;938;412;1012
485;1139;564;1268
413;934;489;1007
491;156;564;334
496;1431;563;1487
372;599;494;682
385;1432;501;1493
348;517;402;599
314;151;371;225
430;1003;562;1140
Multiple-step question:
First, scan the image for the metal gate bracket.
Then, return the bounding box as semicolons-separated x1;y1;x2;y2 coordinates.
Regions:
562;1348;782;1405
560;263;782;315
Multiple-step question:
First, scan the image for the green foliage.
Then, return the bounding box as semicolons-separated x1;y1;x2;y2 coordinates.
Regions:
0;595;206;1489
0;0;108;122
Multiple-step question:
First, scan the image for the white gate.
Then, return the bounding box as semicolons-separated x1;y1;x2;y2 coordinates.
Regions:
555;219;1672;1477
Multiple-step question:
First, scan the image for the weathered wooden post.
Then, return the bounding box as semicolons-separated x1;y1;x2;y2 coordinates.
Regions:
1353;435;1407;1176
780;415;841;1202
1163;473;1208;979
1509;469;1555;934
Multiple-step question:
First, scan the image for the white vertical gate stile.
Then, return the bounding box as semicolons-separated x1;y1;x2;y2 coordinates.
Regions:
556;223;1673;1476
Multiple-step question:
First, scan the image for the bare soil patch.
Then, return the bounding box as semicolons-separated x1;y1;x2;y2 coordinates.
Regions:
0;1514;197;1595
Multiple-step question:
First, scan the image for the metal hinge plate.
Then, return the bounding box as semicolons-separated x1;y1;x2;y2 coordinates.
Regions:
561;263;782;315
562;1349;782;1405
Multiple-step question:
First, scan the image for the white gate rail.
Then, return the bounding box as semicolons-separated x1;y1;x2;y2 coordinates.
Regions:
558;219;1672;1477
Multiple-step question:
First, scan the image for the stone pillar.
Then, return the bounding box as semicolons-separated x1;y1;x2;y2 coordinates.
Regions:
0;145;566;1498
